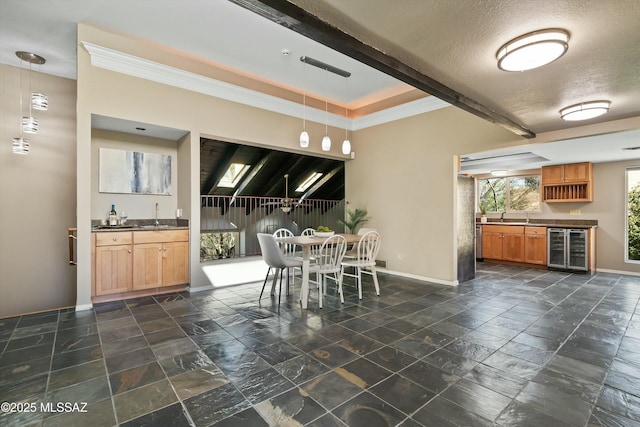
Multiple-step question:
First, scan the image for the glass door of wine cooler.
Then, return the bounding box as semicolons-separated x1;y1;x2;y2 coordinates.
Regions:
547;228;567;269
567;229;588;271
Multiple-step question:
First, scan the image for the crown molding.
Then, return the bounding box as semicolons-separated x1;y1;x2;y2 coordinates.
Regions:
82;42;449;131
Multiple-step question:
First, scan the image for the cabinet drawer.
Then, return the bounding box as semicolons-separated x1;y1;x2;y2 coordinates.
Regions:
525;226;546;235
95;232;133;246
134;229;189;244
483;225;524;234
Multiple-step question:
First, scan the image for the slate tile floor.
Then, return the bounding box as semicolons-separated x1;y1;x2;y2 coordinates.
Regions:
2;263;640;426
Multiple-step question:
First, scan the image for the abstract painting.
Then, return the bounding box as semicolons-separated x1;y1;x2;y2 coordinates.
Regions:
99;148;172;195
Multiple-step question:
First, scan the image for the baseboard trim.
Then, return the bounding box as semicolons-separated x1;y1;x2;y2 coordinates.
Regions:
379;268;459;286
75;303;93;312
596;268;640;277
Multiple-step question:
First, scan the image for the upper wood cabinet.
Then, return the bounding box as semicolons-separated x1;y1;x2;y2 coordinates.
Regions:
541;162;593;202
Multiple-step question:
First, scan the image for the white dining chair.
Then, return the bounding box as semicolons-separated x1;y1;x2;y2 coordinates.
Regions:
272;228;299;285
301;228;316;236
308;234;347;308
340;230;381;301
257;233;303;306
344;227;377;259
300;227;322;262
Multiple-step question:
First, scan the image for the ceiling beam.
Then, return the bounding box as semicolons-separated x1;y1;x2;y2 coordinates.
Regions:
201;141;240;195
230;0;535;139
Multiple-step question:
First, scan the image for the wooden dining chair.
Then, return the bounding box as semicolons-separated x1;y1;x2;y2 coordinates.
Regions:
308;234;347;308
340;230;381;301
257;233;303;306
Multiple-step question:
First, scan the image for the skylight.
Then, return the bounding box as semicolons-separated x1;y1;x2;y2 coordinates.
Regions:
296;172;323;192
218;163;250;188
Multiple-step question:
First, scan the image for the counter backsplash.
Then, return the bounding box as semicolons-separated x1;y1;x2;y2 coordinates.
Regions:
91;218;189;229
476;218;597;227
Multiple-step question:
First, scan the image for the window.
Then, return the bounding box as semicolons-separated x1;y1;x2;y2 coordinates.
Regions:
296;172;323;192
478;175;540;212
218;163;250;188
626;168;640;262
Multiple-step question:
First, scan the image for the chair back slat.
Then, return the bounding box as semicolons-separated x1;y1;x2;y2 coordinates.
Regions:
318;234;347;270
355;231;381;266
273;228;296;257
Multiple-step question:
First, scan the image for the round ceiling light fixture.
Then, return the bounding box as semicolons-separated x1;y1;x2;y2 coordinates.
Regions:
560;101;611;121
497;29;569;72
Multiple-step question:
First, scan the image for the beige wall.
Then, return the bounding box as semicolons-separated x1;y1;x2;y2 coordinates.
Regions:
349;107;518;283
91;129;180;221
0;64;77;317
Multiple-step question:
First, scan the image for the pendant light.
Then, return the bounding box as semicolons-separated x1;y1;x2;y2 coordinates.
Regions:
16;51;45;134
342;105;351;155
322;98;331;151
299;92;309;148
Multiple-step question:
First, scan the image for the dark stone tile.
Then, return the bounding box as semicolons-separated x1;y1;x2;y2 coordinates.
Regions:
54;332;101;354
100;324;143;342
0;355;52;387
588;406;640;427
605;369;640;397
113;378;178;423
481;351;541;380
370;374;435;415
301;371;363;410
109;361;166;394
189;329;236;347
144;327;186;346
46;375;111;406
5;331;55;352
274;354;330;385
42;397;116;427
441;378;512;421
151;337;199;359
254;387;326;425
202;341;270;381
105;347;156;374
311;344;359;368
400;359;459;393
184;382;252;426
495;399;572;427
362;325;404;345
512;331;562;351
180;318;223;336
516;381;593;426
210;407;269;427
120;402;191;427
101;334;149;357
11;322;58;339
48;359;106;391
500;341;553;365
0;316;19;340
137;317;178;334
412;395;491;427
338;333;384;356
365;346;418;373
341;317;378;332
444;339;495;362
427;321;472;339
57;310;96;330
546;354;608;385
159;350;214;377
411;328;457;347
463;363;528;399
0;341;53;367
391;335;437;359
333;391;406;427
231;366;293;404
336;357;393;389
422;348;478;376
51;345;103;371
532;366;602;404
171;366;229;400
596;385;640;422
0;373;47;402
254;341;302;365
305;412;349;427
17;312;58;328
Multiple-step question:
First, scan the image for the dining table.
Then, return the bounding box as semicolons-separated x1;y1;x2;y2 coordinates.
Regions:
276;233;361;309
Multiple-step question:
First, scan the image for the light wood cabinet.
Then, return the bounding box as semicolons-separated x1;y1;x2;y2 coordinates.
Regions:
542;162;593;202
94;232;133;296
482;225;524;262
93;229;189;298
133;230;189;289
524;226;547;265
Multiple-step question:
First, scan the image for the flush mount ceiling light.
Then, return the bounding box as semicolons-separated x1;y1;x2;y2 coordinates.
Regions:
560;101;611;121
497;29;569;71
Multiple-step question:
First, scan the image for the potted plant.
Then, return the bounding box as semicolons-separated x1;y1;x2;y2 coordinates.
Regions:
480;203;488;223
338;208;370;234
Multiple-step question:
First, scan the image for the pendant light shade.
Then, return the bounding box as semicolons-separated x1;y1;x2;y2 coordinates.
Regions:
300;92;309;147
560;101;610;121
22;116;38;133
322;98;331;151
497;29;569;71
12;137;29;155
32;92;48;111
342;105;350;155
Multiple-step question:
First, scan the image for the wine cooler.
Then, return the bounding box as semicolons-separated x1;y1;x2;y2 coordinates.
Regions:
547;228;588;271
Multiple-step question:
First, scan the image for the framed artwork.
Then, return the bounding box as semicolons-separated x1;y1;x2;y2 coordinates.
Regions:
99;148;172;195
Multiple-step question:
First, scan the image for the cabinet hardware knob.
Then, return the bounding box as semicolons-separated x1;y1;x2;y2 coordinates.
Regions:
113;237;117;241
128;250;131;254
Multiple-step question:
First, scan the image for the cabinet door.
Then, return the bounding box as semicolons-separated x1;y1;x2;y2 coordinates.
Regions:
564;162;590;182
482;232;504;259
541;165;565;184
502;233;525;262
162;241;189;286
524;234;547;265
95;245;132;295
133;243;163;289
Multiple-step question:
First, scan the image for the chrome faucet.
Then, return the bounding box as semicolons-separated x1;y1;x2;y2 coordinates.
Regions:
155;203;160;227
500;211;506;222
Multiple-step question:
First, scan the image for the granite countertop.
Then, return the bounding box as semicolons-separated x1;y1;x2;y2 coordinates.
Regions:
478;219;597;228
91;218;189;232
